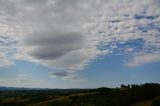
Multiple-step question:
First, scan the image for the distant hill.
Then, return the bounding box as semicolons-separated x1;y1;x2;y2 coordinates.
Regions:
0;86;55;91
0;83;160;106
0;86;90;92
0;86;32;91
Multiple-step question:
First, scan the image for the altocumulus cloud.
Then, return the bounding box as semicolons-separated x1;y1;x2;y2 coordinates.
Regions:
0;0;160;78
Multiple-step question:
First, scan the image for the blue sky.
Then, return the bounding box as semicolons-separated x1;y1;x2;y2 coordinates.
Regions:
0;53;160;88
0;0;160;88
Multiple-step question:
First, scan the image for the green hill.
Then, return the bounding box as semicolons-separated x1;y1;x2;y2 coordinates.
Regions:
0;83;160;106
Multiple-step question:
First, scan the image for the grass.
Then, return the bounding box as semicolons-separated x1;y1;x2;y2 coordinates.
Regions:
131;99;152;106
131;96;160;106
29;92;99;106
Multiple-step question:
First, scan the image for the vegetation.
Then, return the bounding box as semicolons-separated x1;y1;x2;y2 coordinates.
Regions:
0;83;160;106
152;96;160;106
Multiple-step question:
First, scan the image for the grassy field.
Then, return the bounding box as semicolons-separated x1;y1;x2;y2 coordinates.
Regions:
29;92;100;106
131;96;160;106
131;99;153;106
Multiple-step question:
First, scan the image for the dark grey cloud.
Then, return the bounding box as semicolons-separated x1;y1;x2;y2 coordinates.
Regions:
24;31;86;60
50;72;70;78
25;31;85;47
29;47;70;60
49;71;84;82
22;0;49;5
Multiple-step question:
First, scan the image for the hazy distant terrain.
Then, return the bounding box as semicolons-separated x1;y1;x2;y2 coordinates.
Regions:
0;83;160;106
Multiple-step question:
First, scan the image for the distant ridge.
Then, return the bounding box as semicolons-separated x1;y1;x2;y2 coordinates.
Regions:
0;86;91;93
0;86;50;91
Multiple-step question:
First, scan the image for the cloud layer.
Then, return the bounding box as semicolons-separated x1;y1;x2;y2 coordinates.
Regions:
0;0;160;75
126;53;160;67
0;53;13;68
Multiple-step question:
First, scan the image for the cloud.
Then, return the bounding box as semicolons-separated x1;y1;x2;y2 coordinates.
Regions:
0;0;160;76
125;53;160;67
49;72;85;82
0;35;16;68
0;53;13;68
0;35;18;54
50;72;70;78
24;31;86;60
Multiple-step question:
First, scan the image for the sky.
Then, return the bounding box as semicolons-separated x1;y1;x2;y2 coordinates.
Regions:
0;0;160;88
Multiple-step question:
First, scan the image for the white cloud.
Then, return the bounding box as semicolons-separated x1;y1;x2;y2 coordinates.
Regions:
0;0;160;75
125;53;160;67
0;53;13;68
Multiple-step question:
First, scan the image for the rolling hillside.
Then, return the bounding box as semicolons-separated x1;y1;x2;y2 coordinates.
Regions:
0;83;160;106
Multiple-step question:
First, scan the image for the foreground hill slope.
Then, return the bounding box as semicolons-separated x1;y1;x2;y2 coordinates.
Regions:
0;83;160;106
